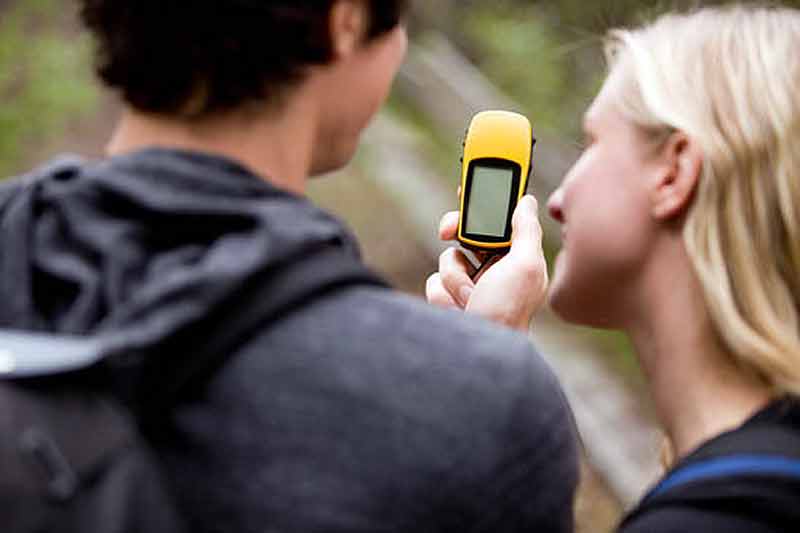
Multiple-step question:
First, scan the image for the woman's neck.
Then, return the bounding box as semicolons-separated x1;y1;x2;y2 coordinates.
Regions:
626;243;772;460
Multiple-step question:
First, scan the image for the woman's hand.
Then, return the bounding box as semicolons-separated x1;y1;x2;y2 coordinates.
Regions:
425;195;549;332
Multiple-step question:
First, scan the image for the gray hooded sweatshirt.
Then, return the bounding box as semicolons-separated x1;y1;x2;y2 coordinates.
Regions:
0;148;578;532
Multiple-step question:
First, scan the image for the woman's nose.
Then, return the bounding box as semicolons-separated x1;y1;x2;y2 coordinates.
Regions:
547;187;565;223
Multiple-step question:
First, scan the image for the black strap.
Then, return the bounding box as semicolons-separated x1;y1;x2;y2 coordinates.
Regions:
136;245;388;414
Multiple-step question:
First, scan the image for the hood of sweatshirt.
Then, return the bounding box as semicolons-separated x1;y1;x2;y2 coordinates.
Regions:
0;148;374;392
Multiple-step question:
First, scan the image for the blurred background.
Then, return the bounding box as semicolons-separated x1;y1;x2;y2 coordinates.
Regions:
3;0;799;530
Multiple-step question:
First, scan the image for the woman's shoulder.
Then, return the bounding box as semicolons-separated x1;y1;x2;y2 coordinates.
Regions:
618;503;787;533
618;473;800;533
619;396;800;533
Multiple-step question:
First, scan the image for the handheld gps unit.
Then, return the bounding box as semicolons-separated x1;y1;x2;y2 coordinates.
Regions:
457;110;535;254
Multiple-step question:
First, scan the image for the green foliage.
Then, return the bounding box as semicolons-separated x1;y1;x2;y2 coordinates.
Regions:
460;2;603;138
0;0;97;178
384;93;462;181
499;0;800;36
459;6;583;137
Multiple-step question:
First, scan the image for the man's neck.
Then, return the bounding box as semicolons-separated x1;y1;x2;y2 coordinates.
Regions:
106;97;318;196
626;239;772;461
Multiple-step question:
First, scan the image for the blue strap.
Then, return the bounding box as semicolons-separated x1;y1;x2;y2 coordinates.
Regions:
649;454;800;498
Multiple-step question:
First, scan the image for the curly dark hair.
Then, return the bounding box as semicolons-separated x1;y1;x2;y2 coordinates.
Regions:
78;0;410;117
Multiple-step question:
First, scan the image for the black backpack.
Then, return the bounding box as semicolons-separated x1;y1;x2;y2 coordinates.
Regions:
0;247;386;533
0;357;186;533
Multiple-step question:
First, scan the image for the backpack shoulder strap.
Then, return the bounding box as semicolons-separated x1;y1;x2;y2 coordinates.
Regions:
138;244;389;412
649;454;800;498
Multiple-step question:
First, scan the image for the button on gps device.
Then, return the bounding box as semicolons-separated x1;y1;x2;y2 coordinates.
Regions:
457;110;535;254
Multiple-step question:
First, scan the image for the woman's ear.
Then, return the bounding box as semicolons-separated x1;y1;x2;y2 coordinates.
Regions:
329;0;368;60
650;132;703;221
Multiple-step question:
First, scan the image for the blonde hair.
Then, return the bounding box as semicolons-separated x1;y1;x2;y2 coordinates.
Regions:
605;5;800;395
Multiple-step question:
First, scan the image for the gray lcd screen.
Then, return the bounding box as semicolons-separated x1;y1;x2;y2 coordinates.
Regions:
465;165;514;237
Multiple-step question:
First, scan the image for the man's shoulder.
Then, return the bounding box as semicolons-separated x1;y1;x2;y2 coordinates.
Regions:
284;284;548;374
230;284;570;423
180;284;579;532
322;286;529;347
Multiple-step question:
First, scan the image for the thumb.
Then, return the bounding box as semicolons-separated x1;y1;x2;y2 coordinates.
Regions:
509;195;543;258
438;211;460;241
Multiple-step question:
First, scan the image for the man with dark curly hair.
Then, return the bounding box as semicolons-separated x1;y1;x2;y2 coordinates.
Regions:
0;1;578;531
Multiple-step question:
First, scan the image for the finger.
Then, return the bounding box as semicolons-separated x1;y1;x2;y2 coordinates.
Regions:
509;195;544;259
438;211;460;241
438;247;476;307
507;194;549;300
425;273;459;309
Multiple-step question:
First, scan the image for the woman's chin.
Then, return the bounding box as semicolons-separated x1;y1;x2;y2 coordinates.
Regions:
546;275;576;322
548;278;619;329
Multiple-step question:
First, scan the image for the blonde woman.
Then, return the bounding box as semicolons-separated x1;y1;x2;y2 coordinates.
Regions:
428;4;800;530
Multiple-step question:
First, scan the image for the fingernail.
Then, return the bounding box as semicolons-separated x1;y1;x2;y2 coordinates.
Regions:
459;286;473;306
521;195;536;209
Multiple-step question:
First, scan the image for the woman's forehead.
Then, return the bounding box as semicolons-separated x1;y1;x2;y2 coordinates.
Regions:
584;67;630;130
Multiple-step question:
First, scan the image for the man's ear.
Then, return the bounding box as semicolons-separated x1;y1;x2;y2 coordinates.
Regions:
329;0;368;60
650;132;703;221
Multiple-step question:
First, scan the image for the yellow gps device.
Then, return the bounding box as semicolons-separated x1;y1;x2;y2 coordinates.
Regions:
458;110;535;254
